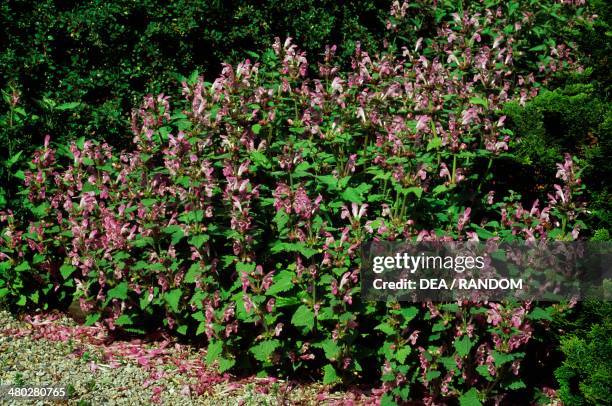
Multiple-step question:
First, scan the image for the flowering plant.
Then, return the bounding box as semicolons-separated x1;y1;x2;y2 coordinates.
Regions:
0;0;594;403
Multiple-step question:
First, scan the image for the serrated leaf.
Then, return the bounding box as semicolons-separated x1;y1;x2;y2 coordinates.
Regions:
141;198;156;207
115;314;133;326
380;393;398;406
14;262;31;272
427;137;442;151
432;184;449;195
396;346;411;363
459;388;482;406
323;364;341;385
507;380;526;390
492;350;514;367
375;323;396;335
476;365;494;381
218;357;235;372
404;187;423;198
341;184;371;204
185;263;201;283
60;264;76;279
454;335;473;357
273;210;289;231
267;270;294;295
291;305;315;332
85;313;100;326
321;339;340;361
250;339;280;362
469;97;488;108
165;288;182;312
189;234;208;249
56;101;81;110
107;282;128;300
528;307;552;321
206;340;223;365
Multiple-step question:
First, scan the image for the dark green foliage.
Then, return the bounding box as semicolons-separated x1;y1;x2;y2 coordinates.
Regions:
554;300;612;405
504;83;611;231
0;0;390;145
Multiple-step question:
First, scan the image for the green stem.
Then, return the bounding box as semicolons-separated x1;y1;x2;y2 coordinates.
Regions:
451;154;457;185
477;157;493;193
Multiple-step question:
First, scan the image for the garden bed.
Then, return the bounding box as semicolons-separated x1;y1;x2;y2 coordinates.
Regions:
0;310;371;405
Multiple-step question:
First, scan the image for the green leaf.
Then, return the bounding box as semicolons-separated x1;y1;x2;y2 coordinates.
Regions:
250;151;271;169
206;340;223;365
84;313;100;326
250;339;280;362
321;339;340;361
107;282;128;300
454;335;473;357
427;137;442;151
459;388;482;406
115;314;133;326
507;380;526;390
380;393;398;406
323;364;341;385
291;304;315;332
14;262;31;272
491;350;514;367
218;357;235;372
56;101;81;110
184;263;201;283
273;210;289;231
469;97;488;108
165;288;182;312
403;187;423;198
476;365;494;381
60;264;76;279
396;346;411;364
267;270;294;295
141;198;156;207
432;184;449;195
189;234;208;249
375;323;396;335
529;44;547;52
316;175;338;190
341;183;371;204
528;307;552;321
7;150;23;167
252;124;262;134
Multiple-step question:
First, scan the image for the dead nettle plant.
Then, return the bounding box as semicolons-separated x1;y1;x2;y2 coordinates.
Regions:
0;0;592;404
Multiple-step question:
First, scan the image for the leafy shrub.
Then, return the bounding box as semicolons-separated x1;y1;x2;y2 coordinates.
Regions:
0;0;390;145
503;84;611;231
0;0;598;404
554;301;612;405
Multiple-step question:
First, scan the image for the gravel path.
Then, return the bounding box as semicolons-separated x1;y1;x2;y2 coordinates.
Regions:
0;310;366;405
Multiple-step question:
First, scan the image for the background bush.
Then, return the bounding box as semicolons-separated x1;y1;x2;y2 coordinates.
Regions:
0;0;389;143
